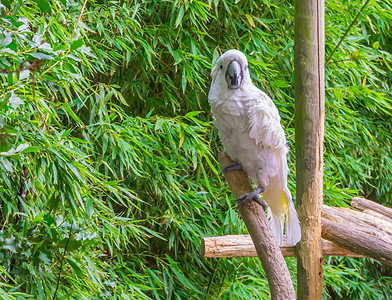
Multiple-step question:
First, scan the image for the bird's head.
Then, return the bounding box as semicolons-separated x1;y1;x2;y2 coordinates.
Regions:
210;49;251;91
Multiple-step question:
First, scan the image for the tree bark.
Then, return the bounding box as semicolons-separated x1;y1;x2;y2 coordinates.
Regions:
294;0;325;298
321;217;392;266
322;205;392;245
201;235;365;258
351;197;392;219
334;207;392;236
202;203;392;265
362;209;392;224
218;152;296;300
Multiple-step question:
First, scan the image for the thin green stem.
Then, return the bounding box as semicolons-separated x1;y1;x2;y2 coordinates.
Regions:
53;225;72;300
326;0;371;65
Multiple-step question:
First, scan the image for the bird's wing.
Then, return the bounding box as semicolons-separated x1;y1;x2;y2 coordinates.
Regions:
247;92;301;246
247;91;286;150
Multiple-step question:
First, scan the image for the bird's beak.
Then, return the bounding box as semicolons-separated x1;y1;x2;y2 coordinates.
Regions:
225;60;242;89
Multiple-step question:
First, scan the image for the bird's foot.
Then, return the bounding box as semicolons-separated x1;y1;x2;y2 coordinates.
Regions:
221;162;243;175
236;185;267;212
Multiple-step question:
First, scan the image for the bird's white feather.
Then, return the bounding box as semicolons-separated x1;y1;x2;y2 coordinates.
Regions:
208;49;301;246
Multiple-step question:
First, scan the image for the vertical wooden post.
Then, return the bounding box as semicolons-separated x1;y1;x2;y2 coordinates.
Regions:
294;0;325;299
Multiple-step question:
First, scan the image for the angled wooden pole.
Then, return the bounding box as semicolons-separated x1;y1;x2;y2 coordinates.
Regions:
294;0;325;298
218;152;295;300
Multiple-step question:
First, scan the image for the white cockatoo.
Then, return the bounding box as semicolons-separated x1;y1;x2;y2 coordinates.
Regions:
208;49;301;246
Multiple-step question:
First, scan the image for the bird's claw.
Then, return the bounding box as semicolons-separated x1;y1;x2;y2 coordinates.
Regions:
235;186;267;212
220;162;243;175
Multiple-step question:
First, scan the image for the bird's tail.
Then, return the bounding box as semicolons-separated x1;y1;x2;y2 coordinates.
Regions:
263;150;301;246
264;187;301;246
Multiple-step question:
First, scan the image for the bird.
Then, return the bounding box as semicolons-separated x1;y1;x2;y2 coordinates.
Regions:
208;49;301;246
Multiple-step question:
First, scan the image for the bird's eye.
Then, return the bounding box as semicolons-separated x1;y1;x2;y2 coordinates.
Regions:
220;65;223;70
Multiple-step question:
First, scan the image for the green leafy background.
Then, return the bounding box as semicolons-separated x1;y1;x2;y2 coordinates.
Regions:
1;0;391;299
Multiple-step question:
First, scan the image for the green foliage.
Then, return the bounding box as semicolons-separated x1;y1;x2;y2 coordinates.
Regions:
0;0;392;299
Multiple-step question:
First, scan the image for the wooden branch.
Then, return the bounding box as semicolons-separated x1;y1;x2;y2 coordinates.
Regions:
321;217;392;266
322;205;392;245
334;207;392;236
203;205;392;264
294;0;325;297
218;152;295;300
201;235;365;258
362;209;392;224
321;205;392;266
351;197;392;219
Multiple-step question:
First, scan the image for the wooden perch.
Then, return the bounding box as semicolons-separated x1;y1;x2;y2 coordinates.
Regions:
217;152;295;300
321;205;392;266
322;205;392;244
362;209;392;224
201;235;364;258
322;218;392;266
351;197;392;219
334;207;392;236
203;203;392;263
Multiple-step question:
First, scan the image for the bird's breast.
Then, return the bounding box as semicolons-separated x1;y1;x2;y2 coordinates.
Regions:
210;98;278;183
212;101;257;162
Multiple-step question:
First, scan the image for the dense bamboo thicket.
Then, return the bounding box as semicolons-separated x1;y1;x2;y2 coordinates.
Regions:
1;0;392;299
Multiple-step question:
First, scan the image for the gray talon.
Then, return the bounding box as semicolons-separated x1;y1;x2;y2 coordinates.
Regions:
235;185;267;212
221;162;243;175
